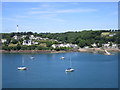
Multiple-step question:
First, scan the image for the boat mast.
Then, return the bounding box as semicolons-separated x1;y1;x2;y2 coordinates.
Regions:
70;56;72;68
22;55;24;66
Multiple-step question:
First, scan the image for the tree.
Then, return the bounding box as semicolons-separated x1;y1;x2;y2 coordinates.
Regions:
25;36;29;40
16;45;21;50
11;39;18;44
46;42;53;47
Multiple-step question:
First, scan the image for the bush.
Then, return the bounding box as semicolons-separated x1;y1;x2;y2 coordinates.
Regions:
11;39;18;44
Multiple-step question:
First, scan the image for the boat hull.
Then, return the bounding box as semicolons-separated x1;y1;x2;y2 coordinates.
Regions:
60;57;65;59
65;69;74;72
17;67;27;70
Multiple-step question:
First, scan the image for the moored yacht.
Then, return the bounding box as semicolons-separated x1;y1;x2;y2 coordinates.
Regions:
18;55;27;70
65;68;74;72
65;56;75;72
60;57;65;59
17;66;27;70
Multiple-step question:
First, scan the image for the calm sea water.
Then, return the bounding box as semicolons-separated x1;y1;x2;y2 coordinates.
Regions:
2;52;118;88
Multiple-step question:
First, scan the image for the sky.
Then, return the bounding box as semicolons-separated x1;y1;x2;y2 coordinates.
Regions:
2;2;118;33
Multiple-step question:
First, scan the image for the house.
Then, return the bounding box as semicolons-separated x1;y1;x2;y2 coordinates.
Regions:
109;33;116;37
21;35;27;39
68;44;78;48
1;39;7;43
101;32;116;37
102;42;111;48
51;44;56;48
23;40;32;45
13;35;21;40
13;35;18;39
101;32;110;36
91;43;97;48
84;46;89;48
42;38;49;40
32;41;39;45
34;37;41;40
111;43;118;48
22;40;39;45
29;35;35;40
53;40;58;42
51;43;78;48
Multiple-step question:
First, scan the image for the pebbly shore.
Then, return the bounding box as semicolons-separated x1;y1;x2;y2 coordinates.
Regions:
0;48;120;54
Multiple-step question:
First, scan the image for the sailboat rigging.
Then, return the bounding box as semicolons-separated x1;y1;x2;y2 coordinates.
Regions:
17;55;27;70
65;55;74;72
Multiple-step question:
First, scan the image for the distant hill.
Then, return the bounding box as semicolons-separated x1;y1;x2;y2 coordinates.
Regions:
0;30;120;50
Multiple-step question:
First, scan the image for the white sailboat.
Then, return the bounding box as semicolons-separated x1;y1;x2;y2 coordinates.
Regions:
30;56;34;59
18;55;27;70
60;56;65;60
65;56;74;72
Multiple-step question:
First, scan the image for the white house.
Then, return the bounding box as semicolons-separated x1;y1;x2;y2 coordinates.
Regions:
91;43;97;47
34;37;41;40
109;33;116;37
102;44;110;48
23;40;32;45
21;35;27;39
1;39;7;43
70;44;78;48
51;43;78;48
102;42;111;48
29;35;35;40
84;46;89;48
52;44;56;48
112;43;118;48
22;40;39;45
42;38;49;40
59;44;64;47
32;41;39;45
13;35;18;40
54;40;58;42
13;35;21;40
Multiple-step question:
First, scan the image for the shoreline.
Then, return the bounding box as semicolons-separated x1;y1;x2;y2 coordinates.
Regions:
0;50;67;54
78;48;120;53
0;48;120;54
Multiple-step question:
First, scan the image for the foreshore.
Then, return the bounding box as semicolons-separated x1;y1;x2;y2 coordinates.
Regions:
0;50;67;54
78;48;120;53
0;48;120;54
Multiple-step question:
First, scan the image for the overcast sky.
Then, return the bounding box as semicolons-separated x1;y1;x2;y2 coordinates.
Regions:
2;2;118;33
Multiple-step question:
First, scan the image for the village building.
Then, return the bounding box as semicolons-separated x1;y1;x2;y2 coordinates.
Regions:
52;43;78;48
84;46;89;48
102;42;110;48
13;35;21;40
1;39;7;43
91;43;97;48
13;35;18;40
21;35;27;39
22;40;39;46
109;33;116;37
29;35;35;40
32;41;39;45
23;40;32;45
111;43;118;48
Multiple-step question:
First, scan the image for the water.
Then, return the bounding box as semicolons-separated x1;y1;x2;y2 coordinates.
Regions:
2;52;118;88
